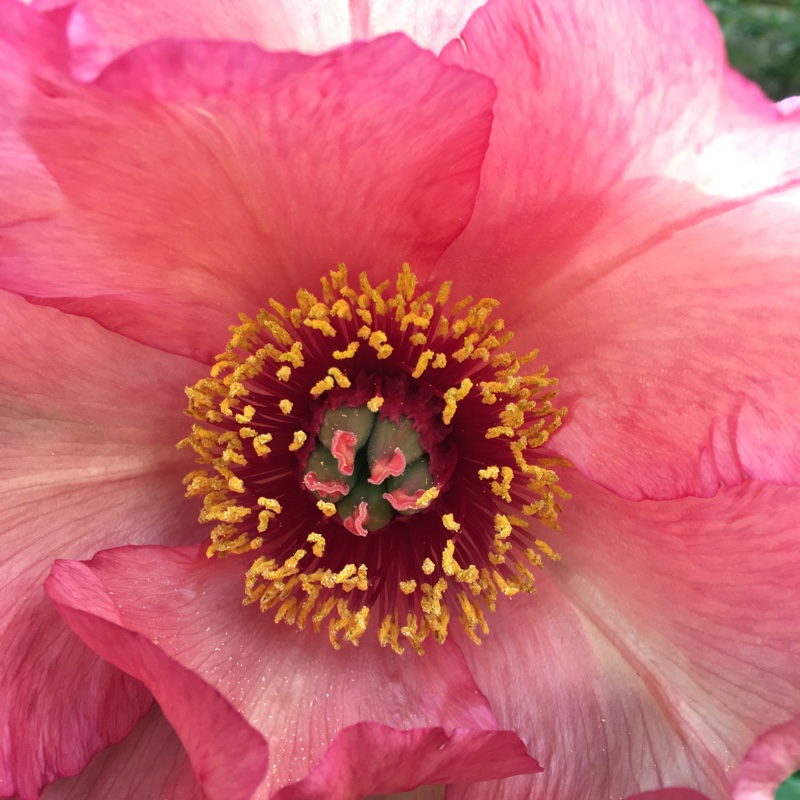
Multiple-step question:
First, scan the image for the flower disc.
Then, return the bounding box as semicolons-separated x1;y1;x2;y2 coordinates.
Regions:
180;265;568;653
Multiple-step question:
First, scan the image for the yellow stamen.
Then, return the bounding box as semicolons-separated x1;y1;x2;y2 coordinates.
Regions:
307;533;326;557
368;330;393;359
180;262;567;654
316;500;337;517
416;486;439;509
253;434;272;456
327;367;351;389
442;379;473;425
333;341;360;360
234;405;256;424
310;375;335;397
288;431;307;452
442;513;461;532
379;613;404;654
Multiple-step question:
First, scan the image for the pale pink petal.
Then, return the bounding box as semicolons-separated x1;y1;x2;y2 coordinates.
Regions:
435;0;800;499
62;0;352;81
0;289;203;798
350;2;489;56
538;191;800;498
40;707;202;800
732;715;800;800
46;557;269;800
438;0;800;297
46;545;540;797
2;6;495;361
56;0;489;80
777;97;800;116
451;473;800;799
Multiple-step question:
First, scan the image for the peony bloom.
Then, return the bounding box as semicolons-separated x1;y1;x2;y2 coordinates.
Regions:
1;0;799;798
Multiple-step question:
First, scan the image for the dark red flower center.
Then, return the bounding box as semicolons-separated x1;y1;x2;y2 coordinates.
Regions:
302;371;453;535
180;265;568;654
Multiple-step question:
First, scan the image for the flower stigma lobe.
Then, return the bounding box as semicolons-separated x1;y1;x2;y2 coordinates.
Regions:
179;264;568;654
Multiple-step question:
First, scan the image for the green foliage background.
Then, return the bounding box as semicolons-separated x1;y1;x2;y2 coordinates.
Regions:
778;773;800;800
710;0;800;98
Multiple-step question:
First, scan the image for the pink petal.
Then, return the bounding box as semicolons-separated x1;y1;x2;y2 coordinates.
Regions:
351;2;489;56
436;0;800;499
46;544;541;796
777;97;800;116
451;473;800;799
2;6;495;361
0;290;203;798
273;724;536;799
0;0;71;227
0;603;152;800
438;0;800;296
62;0;352;81
732;715;800;800
46;557;268;800
540;192;800;499
40;707;203;800
56;0;489;80
626;793;712;800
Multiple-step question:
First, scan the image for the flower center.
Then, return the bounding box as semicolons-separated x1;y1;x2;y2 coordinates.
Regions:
302;374;449;535
179;265;568;654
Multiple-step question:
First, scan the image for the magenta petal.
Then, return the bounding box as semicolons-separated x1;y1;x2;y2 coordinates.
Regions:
732;715;800;800
0;290;203;799
44;544;539;796
273;723;538;799
0;601;153;800
45;556;269;800
3;7;495;361
40;707;203;800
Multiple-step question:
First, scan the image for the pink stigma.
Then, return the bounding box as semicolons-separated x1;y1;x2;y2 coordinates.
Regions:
330;430;358;475
343;501;370;536
303;472;350;501
368;448;406;485
383;488;427;512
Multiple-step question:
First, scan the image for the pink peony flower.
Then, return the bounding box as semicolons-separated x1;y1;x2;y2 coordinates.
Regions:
1;0;799;799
